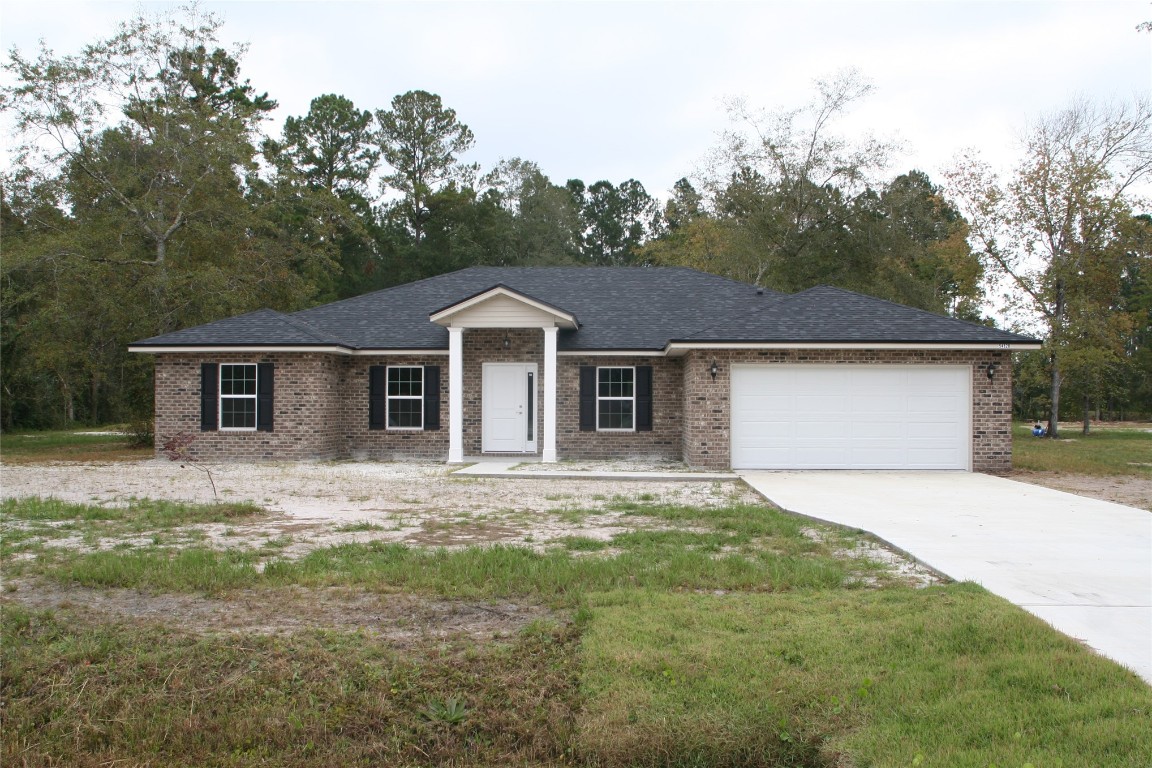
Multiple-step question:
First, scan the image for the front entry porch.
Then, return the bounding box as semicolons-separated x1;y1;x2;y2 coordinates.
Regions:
432;286;573;464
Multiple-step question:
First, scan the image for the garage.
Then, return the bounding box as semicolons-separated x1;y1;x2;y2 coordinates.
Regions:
730;365;971;470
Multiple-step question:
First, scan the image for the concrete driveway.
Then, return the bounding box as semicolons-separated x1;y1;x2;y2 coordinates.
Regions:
738;471;1152;685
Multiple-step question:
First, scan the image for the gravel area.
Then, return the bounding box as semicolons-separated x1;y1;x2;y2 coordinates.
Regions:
1;459;758;559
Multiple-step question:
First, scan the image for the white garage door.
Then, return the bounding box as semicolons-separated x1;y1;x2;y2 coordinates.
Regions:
731;365;970;470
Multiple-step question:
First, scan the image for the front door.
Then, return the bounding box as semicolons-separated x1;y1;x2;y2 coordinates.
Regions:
482;363;537;453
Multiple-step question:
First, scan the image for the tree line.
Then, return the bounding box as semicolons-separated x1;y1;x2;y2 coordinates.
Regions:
2;7;1149;433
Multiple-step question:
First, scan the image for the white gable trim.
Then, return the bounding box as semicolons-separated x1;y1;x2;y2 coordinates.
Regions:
430;286;578;329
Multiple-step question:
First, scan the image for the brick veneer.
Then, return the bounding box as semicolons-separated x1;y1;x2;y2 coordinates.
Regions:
152;345;1012;471
154;353;345;461
557;355;683;460
680;348;1012;472
343;355;449;460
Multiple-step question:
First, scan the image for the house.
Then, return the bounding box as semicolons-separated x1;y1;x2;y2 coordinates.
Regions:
129;267;1041;471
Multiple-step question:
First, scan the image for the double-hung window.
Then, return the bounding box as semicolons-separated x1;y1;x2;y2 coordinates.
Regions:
597;366;635;431
219;364;257;430
387;366;423;429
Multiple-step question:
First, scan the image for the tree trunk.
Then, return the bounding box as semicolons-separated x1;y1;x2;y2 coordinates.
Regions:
91;375;100;425
1047;351;1062;439
1082;393;1090;435
61;377;74;424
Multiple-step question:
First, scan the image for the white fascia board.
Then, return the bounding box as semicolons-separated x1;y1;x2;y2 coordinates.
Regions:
129;345;450;356
665;341;1043;356
555;350;667;357
429;286;578;328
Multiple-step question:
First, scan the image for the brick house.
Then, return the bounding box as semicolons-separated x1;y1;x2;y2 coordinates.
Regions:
129;267;1040;471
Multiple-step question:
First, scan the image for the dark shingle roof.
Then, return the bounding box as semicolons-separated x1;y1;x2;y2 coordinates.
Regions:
132;308;348;347
131;268;1038;350
678;285;1033;344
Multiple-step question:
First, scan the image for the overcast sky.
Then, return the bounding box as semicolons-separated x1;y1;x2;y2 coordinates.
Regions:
2;0;1149;199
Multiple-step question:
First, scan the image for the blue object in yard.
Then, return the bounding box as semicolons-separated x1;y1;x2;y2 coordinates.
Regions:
1032;423;1046;437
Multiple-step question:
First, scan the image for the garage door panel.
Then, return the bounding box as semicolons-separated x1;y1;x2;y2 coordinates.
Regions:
731;365;969;470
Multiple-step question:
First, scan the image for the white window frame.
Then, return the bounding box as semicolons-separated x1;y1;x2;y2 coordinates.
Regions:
596;366;636;432
219;363;258;431
386;365;424;431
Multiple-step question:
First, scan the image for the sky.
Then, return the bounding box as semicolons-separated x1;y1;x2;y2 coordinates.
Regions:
1;0;1150;200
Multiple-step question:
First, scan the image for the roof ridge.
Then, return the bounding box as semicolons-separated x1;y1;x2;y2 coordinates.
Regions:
275;311;351;346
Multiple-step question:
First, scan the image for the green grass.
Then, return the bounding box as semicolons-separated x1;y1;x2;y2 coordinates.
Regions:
1;605;580;767
1013;423;1152;476
3;496;1150;766
0;427;152;463
579;587;1152;767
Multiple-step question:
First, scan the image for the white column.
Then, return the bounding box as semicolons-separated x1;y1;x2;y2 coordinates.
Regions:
448;326;464;463
542;326;558;463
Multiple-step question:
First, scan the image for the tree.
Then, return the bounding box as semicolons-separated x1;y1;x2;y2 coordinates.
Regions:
483;158;582;264
264;94;382;299
274;94;379;199
3;8;275;274
376;90;477;243
568;178;657;265
1;6;325;427
947;98;1152;437
702;69;898;287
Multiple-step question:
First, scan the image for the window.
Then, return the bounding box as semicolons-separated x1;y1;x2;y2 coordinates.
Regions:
597;367;635;431
220;364;257;430
387;366;423;429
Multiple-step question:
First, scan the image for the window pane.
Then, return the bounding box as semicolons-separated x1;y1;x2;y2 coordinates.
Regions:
598;400;634;430
221;397;256;429
221;364;256;396
388;398;423;428
598;367;633;398
388;367;422;397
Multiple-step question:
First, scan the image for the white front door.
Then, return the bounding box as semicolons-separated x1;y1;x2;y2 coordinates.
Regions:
482;363;537;453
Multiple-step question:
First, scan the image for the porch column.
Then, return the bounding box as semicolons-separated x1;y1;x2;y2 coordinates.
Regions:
542;325;558;463
448;326;464;463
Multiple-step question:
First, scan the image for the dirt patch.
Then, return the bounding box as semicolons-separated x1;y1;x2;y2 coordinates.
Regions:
2;578;552;645
1010;471;1152;511
0;459;757;558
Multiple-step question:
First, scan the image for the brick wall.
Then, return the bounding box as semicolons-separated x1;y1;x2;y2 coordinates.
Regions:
343;355;449;460
461;329;544;456
557;356;683;460
681;348;1013;472
153;353;345;461
152;345;1013;471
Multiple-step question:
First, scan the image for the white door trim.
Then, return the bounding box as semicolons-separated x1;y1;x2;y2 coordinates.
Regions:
482;362;538;453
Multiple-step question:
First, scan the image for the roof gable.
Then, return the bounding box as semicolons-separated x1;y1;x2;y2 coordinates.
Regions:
429;284;579;329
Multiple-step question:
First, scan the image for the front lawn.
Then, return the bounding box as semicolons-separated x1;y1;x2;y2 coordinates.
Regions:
0;427;152;463
3;495;1150;767
1013;423;1152;476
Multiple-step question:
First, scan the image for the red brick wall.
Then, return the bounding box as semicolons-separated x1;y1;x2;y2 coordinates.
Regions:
681;348;1013;472
556;356;683;460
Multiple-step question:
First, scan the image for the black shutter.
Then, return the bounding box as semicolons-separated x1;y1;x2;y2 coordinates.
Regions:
423;365;441;430
256;362;274;432
636;366;653;432
200;363;218;432
579;366;596;431
369;365;386;430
